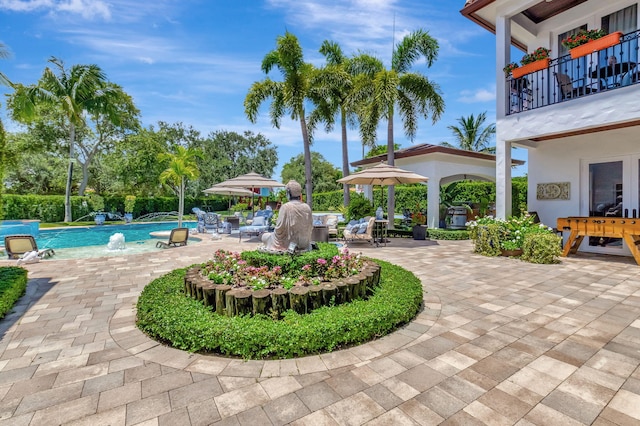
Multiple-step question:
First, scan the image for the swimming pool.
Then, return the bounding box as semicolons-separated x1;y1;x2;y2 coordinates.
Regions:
33;222;200;259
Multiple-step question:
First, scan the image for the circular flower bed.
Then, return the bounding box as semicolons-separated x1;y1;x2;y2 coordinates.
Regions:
185;247;377;317
136;257;424;359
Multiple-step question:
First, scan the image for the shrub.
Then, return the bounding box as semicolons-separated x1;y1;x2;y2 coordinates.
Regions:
427;229;470;240
347;193;375;220
522;232;562;264
240;243;339;276
0;267;28;319
468;213;559;262
136;260;423;359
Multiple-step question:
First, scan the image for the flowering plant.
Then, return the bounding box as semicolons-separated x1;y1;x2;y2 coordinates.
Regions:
561;29;607;50
467;213;554;250
520;47;551;65
202;248;363;290
412;211;426;226
503;62;520;77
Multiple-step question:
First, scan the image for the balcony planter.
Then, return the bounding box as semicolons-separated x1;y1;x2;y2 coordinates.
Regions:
569;31;623;59
511;58;549;79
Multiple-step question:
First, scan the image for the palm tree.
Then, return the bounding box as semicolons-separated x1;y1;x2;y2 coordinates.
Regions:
309;41;383;207
9;57;122;222
446;112;496;153
0;42;11;86
364;29;445;222
158;146;201;227
245;32;316;208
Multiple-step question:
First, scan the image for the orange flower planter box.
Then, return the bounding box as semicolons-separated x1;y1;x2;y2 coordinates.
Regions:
569;32;623;59
511;58;549;79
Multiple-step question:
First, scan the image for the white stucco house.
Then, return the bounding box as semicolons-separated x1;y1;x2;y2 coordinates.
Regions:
352;144;524;229
462;0;640;258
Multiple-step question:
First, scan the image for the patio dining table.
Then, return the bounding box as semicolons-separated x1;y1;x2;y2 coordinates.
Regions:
590;62;636;88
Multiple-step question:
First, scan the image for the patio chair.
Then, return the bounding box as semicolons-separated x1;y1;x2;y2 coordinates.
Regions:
204;212;219;233
343;217;375;245
155;228;189;249
325;214;339;241
555;72;593;100
4;235;55;260
239;215;270;242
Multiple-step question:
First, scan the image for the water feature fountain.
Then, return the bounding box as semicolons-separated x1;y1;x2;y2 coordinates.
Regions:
107;233;126;250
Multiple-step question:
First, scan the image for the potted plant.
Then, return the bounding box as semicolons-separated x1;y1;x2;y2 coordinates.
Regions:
503;62;520;78
124;195;136;224
562;29;622;59
512;47;551;78
411;209;427;240
88;193;105;225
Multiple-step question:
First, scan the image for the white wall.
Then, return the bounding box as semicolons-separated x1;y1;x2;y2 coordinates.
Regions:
527;128;640;226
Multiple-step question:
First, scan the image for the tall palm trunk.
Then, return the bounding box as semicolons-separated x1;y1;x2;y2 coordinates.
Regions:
64;123;76;222
299;114;313;209
178;177;184;228
340;107;350;206
386;114;395;229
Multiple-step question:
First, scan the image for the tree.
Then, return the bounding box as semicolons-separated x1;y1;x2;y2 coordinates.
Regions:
9;57;123;222
364;30;445;223
281;152;342;194
245;32;316;208
76;83;140;195
0;42;10;218
158;146;201;227
366;144;400;158
446;112;496;153
310;41;383;206
188;130;277;194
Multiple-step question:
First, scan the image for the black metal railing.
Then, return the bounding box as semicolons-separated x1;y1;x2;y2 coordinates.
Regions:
506;29;640;115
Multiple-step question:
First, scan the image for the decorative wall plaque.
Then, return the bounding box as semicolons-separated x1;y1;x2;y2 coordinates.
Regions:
536;182;570;200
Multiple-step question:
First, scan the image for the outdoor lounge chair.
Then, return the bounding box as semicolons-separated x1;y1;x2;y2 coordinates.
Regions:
239;215;270;242
4;235;55;260
343;217;375;244
155;228;189;248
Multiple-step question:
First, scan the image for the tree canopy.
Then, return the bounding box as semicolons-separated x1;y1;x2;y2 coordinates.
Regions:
281;152;342;194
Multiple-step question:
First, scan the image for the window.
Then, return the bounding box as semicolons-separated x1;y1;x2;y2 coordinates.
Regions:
558;25;587;57
602;4;637;34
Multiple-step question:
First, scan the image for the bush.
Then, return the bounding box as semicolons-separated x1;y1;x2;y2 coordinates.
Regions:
427;229;470;240
522;233;562;264
240;243;339;276
0;267;28;319
468;213;560;263
347;193;375;220
136;260;423;359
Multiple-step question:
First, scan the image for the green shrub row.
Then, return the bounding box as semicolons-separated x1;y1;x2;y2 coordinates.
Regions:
1;194;227;222
427;229;470;240
0;267;28;319
313;178;528;213
136;260;423;359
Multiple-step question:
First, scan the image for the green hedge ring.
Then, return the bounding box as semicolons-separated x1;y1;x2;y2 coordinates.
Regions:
136;260;424;359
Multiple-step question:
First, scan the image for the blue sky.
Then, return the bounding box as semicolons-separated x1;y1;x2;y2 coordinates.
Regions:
0;0;526;179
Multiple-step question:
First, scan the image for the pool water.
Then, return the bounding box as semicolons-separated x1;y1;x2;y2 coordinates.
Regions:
31;222;200;259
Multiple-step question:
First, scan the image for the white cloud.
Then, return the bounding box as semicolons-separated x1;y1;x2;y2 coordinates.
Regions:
458;86;496;103
0;0;111;19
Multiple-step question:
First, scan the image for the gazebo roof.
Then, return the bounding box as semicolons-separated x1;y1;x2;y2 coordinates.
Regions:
351;143;525;167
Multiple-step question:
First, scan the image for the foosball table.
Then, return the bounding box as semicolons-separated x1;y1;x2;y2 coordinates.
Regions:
557;216;640;265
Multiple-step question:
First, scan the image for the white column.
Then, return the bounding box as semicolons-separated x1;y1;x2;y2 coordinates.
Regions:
496;15;511;119
495;133;512;220
427;178;440;228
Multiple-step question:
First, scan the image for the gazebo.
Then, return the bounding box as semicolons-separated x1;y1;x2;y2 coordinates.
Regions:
350;144;525;228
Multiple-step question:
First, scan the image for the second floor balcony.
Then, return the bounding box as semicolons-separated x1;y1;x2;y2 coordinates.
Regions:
507;29;640;115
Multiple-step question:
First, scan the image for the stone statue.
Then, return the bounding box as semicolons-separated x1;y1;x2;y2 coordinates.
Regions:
261;180;313;252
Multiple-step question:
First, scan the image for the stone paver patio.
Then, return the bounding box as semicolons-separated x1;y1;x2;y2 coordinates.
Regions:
1;235;640;425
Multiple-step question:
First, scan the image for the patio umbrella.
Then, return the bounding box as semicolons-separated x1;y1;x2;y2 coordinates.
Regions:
337;162;428;215
202;186;255;210
214;172;284;214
